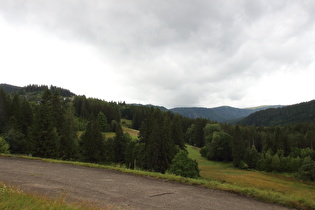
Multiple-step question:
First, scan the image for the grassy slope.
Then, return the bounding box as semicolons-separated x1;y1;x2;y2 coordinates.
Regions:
187;145;315;210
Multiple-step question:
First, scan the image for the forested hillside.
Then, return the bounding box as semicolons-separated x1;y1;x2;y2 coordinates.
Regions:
0;84;314;181
0;84;75;101
0;84;22;93
240;100;315;126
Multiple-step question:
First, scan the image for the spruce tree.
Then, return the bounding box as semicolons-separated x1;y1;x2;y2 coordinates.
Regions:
59;105;79;160
80;120;105;163
113;124;127;163
141;109;176;173
171;116;185;150
232;125;246;167
97;111;109;132
30;89;60;158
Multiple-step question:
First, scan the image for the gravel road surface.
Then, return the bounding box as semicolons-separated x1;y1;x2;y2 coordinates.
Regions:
0;157;291;209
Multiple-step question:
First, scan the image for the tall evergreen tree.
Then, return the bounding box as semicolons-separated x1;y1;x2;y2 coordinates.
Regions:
140;109;176;173
171;116;185;150
97;111;109;132
0;88;11;133
80;120;104;162
113;124;127;163
232;125;246;167
59;105;79;160
30;89;60;158
193;118;207;147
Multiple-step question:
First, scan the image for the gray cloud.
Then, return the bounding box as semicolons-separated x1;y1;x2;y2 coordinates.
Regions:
1;0;315;108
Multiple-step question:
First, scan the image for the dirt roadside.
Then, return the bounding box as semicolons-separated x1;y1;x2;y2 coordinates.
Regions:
0;157;291;209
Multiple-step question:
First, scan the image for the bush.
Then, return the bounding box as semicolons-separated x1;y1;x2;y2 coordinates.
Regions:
169;150;200;178
200;146;208;158
0;136;10;154
297;156;315;181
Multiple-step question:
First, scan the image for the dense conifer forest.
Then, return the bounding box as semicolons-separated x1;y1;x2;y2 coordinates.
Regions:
240;100;315;126
0;84;314;181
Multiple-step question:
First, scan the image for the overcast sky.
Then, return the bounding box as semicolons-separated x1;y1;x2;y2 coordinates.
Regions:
1;1;315;108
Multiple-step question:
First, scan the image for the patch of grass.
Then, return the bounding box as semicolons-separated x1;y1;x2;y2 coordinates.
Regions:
186;145;315;210
0;182;94;210
121;119;132;128
122;127;139;139
103;132;115;139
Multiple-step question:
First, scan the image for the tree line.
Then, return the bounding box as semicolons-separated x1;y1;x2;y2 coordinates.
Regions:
187;122;315;181
1;86;315;181
0;87;199;178
240;100;315;126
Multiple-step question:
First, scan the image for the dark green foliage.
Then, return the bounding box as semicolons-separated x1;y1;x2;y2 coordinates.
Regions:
132;143;146;169
30;90;60;158
0;88;11;133
73;96;121;123
113;125;130;163
232;125;246;167
21;84;75;97
168;150;200;178
124;139;137;168
243;145;260;168
110;120;119;132
0;136;10;154
205;131;232;161
80;120;105;163
297;156;315;181
185;124;195;145
0;84;22;94
193;118;207;147
4;129;27;154
58;106;79;160
139;108;176;173
97;111;109;132
103;138;115;163
240;100;315;126
203;124;221;144
200;146;208;158
131;106;150;130
27;90;79;160
171;116;185;150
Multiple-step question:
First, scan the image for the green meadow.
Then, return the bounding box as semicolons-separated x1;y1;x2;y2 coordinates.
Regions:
187;145;315;210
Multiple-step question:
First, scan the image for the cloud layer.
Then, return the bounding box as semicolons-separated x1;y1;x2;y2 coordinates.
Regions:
1;0;315;108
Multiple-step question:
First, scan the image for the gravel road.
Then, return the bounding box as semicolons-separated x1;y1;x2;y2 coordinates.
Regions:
0;157;291;209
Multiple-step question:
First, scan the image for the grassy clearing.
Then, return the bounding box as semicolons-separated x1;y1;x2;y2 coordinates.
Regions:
121;119;132;128
187;145;315;210
122;127;139;139
0;182;95;210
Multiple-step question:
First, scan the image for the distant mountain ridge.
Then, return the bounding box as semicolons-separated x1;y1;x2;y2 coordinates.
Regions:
169;105;282;123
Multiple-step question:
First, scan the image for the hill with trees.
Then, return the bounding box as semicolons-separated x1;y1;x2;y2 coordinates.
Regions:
0;84;75;101
240;100;315;126
170;105;282;123
0;83;314;181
